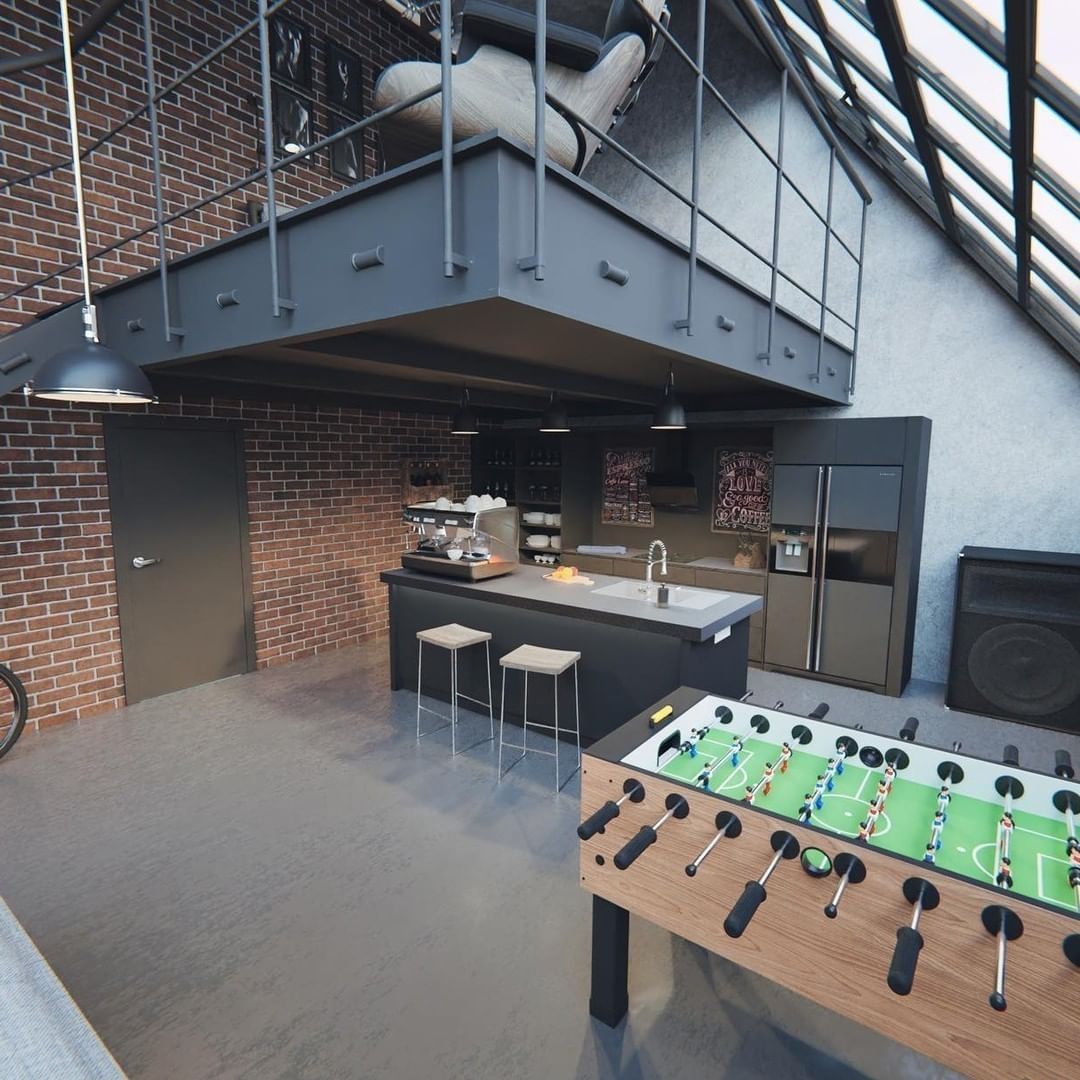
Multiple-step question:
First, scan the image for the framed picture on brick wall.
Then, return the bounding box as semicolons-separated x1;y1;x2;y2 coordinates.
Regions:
273;85;312;156
270;13;312;87
325;42;364;118
328;113;364;182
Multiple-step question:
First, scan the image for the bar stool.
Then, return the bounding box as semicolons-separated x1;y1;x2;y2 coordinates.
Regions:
416;623;494;755
497;644;581;792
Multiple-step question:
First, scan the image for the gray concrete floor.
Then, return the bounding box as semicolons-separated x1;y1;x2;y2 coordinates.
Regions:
3;643;1068;1079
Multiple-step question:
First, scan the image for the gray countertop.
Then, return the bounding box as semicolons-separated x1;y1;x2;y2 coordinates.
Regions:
381;565;762;643
567;548;766;577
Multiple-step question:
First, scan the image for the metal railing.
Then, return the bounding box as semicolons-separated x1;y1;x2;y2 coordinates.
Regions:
1;0;871;394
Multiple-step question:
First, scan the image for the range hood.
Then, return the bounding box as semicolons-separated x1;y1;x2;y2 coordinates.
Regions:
646;471;700;512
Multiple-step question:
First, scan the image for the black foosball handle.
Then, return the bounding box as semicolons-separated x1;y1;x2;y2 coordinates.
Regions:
807;702;829;720
887;926;924;996
723;881;767;938
614;826;657;870
899;716;919;742
1003;744;1019;767
578;801;621;841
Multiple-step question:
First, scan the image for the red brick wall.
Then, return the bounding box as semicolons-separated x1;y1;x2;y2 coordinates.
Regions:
0;396;471;731
0;0;435;334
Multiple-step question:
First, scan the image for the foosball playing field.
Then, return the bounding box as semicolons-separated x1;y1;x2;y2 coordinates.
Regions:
629;696;1080;912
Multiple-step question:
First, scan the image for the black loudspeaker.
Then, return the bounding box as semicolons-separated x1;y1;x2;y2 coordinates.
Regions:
946;548;1080;733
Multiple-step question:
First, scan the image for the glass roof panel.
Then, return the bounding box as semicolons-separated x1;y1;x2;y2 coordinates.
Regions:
1036;0;1080;94
1033;99;1080;202
953;195;1015;271
940;150;1013;235
818;0;890;78
779;4;840;75
919;77;1013;191
1032;273;1080;336
1032;236;1080;303
897;1;1009;126
847;68;913;146
1032;184;1080;261
962;1;1003;31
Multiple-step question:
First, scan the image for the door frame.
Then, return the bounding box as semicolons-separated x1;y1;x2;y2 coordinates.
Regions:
103;414;258;697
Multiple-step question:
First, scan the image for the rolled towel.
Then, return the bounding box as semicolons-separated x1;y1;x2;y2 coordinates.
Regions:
576;545;628;556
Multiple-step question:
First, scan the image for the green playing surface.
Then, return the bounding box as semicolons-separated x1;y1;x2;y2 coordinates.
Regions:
659;732;1079;912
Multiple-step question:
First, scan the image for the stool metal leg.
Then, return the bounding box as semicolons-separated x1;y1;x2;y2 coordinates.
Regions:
523;669;529;754
485;640;494;741
415;640;423;741
497;666;507;780
450;647;458;756
553;670;559;794
574;661;581;769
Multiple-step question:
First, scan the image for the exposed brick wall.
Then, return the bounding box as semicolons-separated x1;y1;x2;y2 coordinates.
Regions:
0;0;435;335
0;395;470;731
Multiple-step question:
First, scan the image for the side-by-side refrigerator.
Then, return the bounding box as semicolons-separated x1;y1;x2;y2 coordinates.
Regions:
764;465;902;688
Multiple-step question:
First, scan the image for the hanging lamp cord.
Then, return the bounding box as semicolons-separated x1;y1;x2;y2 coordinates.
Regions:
58;0;96;340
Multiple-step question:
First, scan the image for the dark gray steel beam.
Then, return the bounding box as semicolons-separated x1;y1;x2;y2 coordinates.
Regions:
163;357;547;411
866;0;958;241
1004;0;1035;308
294;333;658;406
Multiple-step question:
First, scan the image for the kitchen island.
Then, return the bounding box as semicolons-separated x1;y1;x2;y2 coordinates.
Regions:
381;565;762;742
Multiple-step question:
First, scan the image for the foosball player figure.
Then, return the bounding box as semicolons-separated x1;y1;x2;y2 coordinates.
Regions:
866;801;882;837
1068;844;1080;874
762;762;775;796
1066;835;1079;856
824;758;837;791
876;779;890;803
996;855;1013;889
692;725;710;742
730;737;744;768
931;810;945;849
799;793;814;822
1070;866;1080;890
883;763;897;791
778;742;792;774
937;785;951;820
812;774;828;810
680;740;697;759
923;842;936;864
857;818;873;843
744;784;756;806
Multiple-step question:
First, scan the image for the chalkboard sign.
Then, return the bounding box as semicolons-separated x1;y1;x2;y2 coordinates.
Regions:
712;448;773;533
602;447;655;527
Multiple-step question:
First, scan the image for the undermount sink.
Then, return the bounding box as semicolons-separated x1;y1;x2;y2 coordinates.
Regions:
590;580;730;610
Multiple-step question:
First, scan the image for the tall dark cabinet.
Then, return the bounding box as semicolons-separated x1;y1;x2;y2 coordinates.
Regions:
763;417;931;697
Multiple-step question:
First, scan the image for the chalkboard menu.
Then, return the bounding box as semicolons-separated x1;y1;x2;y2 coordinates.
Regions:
712;448;773;533
602;447;655;527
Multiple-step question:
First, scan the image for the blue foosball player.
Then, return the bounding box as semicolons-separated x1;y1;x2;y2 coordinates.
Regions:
730;737;743;768
825;758;837;791
812;774;827;810
923;843;936;864
681;740;697;759
799;794;813;822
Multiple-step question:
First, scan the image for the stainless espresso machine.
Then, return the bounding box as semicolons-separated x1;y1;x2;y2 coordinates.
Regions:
401;503;519;580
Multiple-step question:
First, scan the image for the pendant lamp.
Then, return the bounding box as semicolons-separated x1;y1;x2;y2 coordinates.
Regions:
31;0;155;404
538;392;570;433
450;387;479;435
650;364;686;430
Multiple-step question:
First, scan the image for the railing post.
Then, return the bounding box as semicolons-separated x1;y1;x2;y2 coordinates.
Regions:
140;0;180;342
814;147;836;383
440;0;454;277
760;68;787;365
675;0;706;335
517;0;546;279
256;0;284;315
849;199;868;397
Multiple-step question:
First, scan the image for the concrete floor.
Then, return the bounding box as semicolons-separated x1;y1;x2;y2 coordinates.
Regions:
1;644;1072;1079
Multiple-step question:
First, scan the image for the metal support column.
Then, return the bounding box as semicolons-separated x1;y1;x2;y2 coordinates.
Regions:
849;200;868;397
759;68;787;365
440;0;454;277
674;0;705;335
518;0;546;279
256;0;293;315
140;0;182;342
813;147;835;383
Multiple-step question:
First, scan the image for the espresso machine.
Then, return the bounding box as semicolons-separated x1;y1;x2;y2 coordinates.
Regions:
401;502;518;580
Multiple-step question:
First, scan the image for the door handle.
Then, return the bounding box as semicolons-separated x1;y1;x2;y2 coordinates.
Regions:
132;556;161;569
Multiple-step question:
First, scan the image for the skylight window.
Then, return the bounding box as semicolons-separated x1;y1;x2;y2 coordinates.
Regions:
819;0;890;78
1032;184;1080;262
919;78;1012;191
1033;99;1080;202
940;150;1013;234
1036;0;1079;93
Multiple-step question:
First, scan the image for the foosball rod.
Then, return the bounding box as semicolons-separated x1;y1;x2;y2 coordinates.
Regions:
824;852;866;919
1051;750;1080;907
697;711;771;787
982;905;1023;1012
887;877;940;996
613;793;689;870
994;745;1024;889
578;779;646;840
685;810;742;877
723;830;800;939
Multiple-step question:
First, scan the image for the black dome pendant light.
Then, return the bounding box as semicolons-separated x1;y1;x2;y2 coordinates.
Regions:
650;363;686;430
30;0;155;405
538;392;570;433
450;386;479;435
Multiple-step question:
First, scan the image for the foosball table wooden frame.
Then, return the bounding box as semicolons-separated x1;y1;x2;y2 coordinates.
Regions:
578;687;1080;1079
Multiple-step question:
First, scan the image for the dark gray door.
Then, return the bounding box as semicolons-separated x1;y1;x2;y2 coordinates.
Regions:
817;581;894;686
825;467;902;531
763;573;815;672
105;417;255;704
771;465;823;526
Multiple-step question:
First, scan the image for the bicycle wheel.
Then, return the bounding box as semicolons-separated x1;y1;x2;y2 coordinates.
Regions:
0;664;28;762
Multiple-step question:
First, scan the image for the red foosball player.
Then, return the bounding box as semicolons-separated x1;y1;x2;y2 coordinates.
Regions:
876;780;890;803
1000;810;1015;835
883;764;897;788
778;742;792;774
996;855;1013;889
762;762;775;795
857;818;873;843
866;802;881;837
1068;845;1080;874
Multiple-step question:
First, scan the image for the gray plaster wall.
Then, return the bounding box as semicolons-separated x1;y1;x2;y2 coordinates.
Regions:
583;0;1080;684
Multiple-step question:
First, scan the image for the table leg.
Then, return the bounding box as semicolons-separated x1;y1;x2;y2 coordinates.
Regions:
589;895;629;1026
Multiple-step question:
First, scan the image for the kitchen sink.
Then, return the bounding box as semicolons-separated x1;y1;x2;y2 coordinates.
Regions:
590;580;729;610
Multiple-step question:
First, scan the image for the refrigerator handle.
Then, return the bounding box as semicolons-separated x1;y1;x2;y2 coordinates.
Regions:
813;466;832;671
805;466;824;669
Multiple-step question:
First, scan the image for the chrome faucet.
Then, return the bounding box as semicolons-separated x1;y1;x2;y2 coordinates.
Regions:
645;539;668;586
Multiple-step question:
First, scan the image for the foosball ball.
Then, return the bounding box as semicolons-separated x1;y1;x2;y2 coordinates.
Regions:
578;687;1080;1078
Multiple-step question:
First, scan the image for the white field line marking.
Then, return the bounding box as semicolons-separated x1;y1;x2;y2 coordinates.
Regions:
972;842;997;882
715;752;754;792
852;769;872;802
1015;824;1070;845
1036;852;1079;911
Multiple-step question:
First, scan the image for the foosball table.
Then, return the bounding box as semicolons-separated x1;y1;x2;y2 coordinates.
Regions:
578;687;1080;1078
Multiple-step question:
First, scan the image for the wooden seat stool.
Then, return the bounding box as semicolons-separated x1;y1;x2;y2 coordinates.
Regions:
416;623;494;755
497;643;581;792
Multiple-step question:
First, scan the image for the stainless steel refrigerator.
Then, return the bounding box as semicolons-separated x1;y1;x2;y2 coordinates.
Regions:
764;465;902;687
